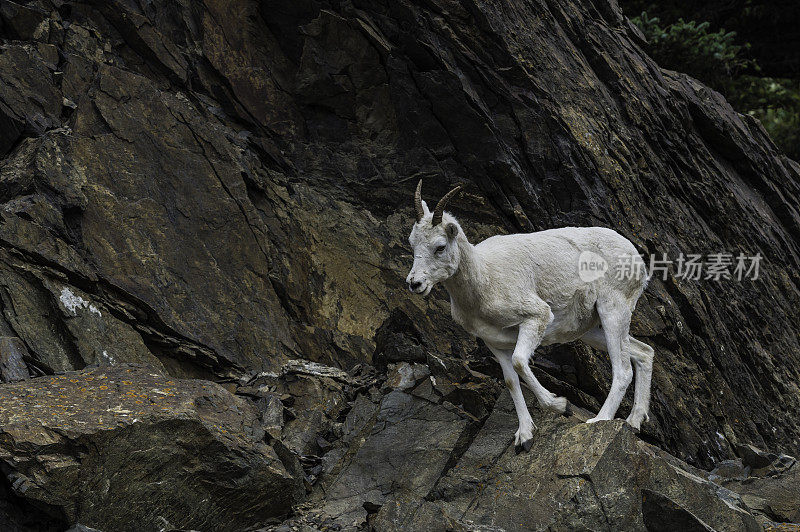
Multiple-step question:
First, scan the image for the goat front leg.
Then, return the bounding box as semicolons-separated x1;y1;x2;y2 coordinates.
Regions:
488;345;535;451
512;316;569;418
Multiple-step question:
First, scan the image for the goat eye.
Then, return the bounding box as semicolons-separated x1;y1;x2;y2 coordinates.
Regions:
435;245;446;255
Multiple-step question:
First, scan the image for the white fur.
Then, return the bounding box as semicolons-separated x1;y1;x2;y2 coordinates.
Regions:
407;206;654;447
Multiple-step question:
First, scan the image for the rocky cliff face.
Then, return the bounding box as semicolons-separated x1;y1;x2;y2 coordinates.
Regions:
0;0;798;530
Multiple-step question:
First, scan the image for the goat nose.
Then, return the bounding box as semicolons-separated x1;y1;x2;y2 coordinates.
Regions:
408;280;422;291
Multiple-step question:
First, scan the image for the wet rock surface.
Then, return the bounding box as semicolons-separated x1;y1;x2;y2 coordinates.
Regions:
0;0;798;529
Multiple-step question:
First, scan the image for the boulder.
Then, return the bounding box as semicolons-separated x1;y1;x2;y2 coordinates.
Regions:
371;390;763;531
0;365;304;531
716;449;800;526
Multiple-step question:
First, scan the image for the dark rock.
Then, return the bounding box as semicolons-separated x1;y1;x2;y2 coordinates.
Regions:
0;336;29;382
738;443;781;471
280;393;295;407
274;362;351;456
0;44;62;154
381;390;762;531
710;459;751;482
373;309;428;368
65;526;104;532
260;394;286;439
0;470;65;531
0;365;304;530
717;458;800;525
642;489;716;532
0;2;49;42
319;389;470;528
371;499;474;532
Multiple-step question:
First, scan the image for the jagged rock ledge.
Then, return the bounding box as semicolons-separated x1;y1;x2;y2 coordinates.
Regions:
0;362;796;531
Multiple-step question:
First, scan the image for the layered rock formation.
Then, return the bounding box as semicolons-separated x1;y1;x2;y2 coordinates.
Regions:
0;365;304;530
0;0;798;530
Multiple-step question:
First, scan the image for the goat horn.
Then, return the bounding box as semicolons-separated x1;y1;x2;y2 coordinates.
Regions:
414;180;426;221
432;185;463;226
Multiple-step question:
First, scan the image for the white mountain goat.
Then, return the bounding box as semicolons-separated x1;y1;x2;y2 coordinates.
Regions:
406;181;654;450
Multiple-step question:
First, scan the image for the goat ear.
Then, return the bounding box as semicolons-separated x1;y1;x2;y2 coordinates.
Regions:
421;199;431;216
444;222;458;240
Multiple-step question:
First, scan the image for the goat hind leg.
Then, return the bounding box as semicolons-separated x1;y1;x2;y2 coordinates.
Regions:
582;328;653;430
626;337;653;429
587;298;633;423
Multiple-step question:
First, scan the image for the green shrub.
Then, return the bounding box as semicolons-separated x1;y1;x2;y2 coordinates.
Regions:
632;13;753;90
632;13;799;160
739;78;800;158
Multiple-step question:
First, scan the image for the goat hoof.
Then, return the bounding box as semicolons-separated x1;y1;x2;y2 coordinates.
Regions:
625;416;643;432
514;438;534;454
562;401;572;417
